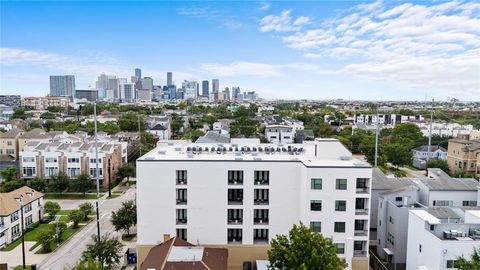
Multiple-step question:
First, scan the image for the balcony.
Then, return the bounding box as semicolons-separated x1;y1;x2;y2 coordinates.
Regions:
354;230;368;236
254;238;269;244
355;208;369;215
254;180;269;185
353;250;368;257
254;198;269;205
228;179;243;185
228;218;243;225
176;179;187;185
227;237;242;244
356;187;369;194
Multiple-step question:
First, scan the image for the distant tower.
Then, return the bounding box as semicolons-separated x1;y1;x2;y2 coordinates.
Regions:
212;79;219;93
202;80;209;97
135;68;142;81
50;75;75;99
167;72;173;86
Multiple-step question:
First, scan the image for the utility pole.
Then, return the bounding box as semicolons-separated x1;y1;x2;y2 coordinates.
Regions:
374;107;379;167
94;102;101;242
138;114;142;157
108;159;111;198
427;99;434;161
19;195;26;269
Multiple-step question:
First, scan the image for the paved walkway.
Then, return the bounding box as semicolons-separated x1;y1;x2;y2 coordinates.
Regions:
0;241;48;269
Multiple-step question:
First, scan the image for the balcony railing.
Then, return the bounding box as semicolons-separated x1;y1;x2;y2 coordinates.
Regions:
176;218;187;225
254;180;269;185
254;199;269;205
176;199;187;205
356;187;369;194
228;198;243;205
254;238;269;244
355;208;369;215
228;219;243;225
254;219;269;225
354;230;368;236
227;238;242;244
228;180;243;185
354;250;368;257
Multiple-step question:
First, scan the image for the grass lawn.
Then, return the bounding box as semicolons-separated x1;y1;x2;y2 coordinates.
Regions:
107;192;122;199
13;266;32;270
121;233;136;241
44;193;103;199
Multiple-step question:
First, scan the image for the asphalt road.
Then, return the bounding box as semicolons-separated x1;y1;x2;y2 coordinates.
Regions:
37;186;136;270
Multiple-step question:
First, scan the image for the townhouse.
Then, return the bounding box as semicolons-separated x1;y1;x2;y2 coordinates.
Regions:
0;186;44;248
137;138;372;270
447;138;480;178
0;128;23;160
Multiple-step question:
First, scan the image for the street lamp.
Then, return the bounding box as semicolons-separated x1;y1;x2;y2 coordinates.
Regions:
18;194;26;269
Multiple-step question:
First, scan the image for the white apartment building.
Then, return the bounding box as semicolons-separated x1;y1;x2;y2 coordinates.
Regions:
137;138;372;270
264;125;294;144
182;80;198;100
0;187;44;248
119;82;135;103
406;208;480;270
417;122;474;137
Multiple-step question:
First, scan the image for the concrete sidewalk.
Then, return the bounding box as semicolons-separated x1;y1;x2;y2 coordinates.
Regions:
0;241;48;269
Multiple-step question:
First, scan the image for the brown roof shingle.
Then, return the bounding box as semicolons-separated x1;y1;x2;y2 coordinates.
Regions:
0;186;44;216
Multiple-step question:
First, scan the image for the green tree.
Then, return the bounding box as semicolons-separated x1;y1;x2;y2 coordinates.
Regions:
117;163;136;183
384;143;412;168
392;123;423;145
49;172;70;193
70;173;94;196
359;135;386;166
0;165;17;181
426;159;450;174
40;111;56;119
68;210;85;228
1;180;25;192
118;112;145;132
455;247;480;270
268;222;347;270
79;202;94;221
171;113;185;135
50;221;67;241
82;233;124;268
44;201;61;218
11;108;28;120
71;256;104;270
37;228;55;253
28;177;47;192
111;200;137;236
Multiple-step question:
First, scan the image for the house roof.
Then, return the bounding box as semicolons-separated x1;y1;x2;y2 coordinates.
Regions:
413;145;447;152
417;177;480;191
295;129;314;137
140;237;228;270
372;168;414;190
0;128;22;138
195;131;231;144
0;186;44;216
150;123;168;131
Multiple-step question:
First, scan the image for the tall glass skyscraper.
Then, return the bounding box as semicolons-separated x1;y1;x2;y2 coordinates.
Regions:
202;80;209;97
167;72;173;86
135;68;142;81
49;75;75;98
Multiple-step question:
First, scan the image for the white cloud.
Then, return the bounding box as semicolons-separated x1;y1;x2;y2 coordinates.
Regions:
199;62;282;77
258;0;480;99
259;10;310;32
177;6;244;30
259;2;271;11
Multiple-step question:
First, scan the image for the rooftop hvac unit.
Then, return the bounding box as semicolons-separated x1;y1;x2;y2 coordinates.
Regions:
186;147;192;152
204;147;209;151
211;147;216;152
158;150;166;155
229;147;233;151
258;147;263;152
187;154;194;158
252;147;257;152
174;147;182;151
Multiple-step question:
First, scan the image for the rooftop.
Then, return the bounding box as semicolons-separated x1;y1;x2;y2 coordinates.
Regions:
372;168;414;190
139;139;370;168
0;186;44;216
416;176;480;191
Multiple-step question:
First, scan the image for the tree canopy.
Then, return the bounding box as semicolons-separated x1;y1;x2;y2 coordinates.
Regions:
268;222;347;270
111;200;137;236
82;233;124;268
455;248;480;270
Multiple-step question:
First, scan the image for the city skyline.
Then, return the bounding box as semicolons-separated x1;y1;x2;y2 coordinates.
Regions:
1;0;479;101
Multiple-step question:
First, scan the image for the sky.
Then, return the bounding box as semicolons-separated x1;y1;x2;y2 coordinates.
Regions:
0;0;479;101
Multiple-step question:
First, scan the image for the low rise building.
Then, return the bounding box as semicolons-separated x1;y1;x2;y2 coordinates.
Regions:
264;125;294;144
406;207;480;270
412;145;448;169
447;138;480;178
0;128;23;160
22;96;70;110
0;186;44;248
137;138;372;269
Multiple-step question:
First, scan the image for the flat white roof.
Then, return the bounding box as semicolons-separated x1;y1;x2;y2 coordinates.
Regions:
411;209;441;224
466;210;480;219
167;246;204;262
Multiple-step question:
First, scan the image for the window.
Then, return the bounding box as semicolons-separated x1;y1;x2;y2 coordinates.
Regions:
90;158;102;163
7;141;12;146
45;157;57;163
310;222;321;232
395;197;402;202
24;203;32;213
90;168;103;177
446;260;458;269
389;216;394;224
67;168;80;177
228;189;243;205
11;211;19;222
176;209;187;224
335;243;345;254
433;200;453;206
23;167;36;177
25;215;33;226
310;200;322;211
254;229;268;244
11;224;20;239
45;167;58;177
228;170;244;185
463;201;477;207
311;178;322;190
334;222;346;233
227;229;242;243
176;189;187;204
22;157;34;162
176;229;187;241
254;170;269;185
419;244;422;253
254;209;269;224
67;158;79;163
228;209;243;224
387;232;395;245
176;170;187;184
354;241;364;251
6;149;14;155
254;189;269;205
336;179;347;190
335;200;347;211
355;220;366;231
356;178;368;188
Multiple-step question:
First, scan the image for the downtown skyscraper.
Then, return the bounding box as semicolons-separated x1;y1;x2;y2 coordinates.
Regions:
202;80;209;97
49;75;75;98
